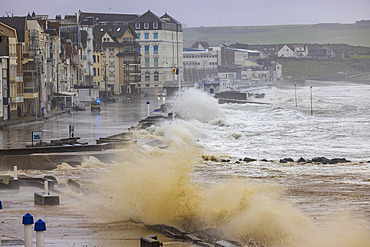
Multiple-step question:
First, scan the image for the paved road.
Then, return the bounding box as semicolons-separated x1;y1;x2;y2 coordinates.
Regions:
0;95;164;149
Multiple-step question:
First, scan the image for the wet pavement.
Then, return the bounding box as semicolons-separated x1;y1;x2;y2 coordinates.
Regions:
0;187;195;247
0;95;197;247
0;95;165;149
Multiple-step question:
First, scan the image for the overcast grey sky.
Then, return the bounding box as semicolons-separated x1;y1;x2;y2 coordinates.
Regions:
1;0;370;27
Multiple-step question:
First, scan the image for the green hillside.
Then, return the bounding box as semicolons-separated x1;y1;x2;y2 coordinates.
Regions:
183;23;370;48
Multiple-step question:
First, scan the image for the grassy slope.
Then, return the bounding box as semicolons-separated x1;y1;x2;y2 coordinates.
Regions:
184;23;370;80
277;58;368;79
184;23;370;47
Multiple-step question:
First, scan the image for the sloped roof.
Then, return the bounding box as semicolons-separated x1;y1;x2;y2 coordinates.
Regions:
243;59;260;67
278;44;294;51
191;41;209;49
107;24;137;38
0;16;27;42
310;49;327;56
161;12;181;25
94;24;138;50
79;11;139;24
134;10;163;23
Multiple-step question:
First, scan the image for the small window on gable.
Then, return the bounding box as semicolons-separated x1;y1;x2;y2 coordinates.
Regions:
135;23;140;29
153;22;158;29
144;23;149;29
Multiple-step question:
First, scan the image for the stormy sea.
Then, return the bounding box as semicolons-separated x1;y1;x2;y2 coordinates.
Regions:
3;80;369;247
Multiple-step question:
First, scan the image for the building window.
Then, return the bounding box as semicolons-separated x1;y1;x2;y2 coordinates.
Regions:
154;71;159;81
153;45;158;54
97;55;99;63
93;55;96;63
93;68;96;76
154;57;158;67
144;33;149;39
145;71;150;81
137;47;141;53
135;23;140;29
137;33;140;39
109;48;114;52
145;45;149;54
145;57;149;67
144;23;149;29
98;68;100;76
153;33;158;39
153;23;158;29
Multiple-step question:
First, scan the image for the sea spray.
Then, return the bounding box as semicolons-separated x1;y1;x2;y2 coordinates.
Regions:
174;88;225;122
94;87;369;246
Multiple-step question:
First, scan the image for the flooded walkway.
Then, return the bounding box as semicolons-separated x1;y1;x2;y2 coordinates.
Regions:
0;95;164;149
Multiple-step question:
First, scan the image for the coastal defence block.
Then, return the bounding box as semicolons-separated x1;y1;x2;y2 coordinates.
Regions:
140;235;162;247
0;176;20;190
34;192;59;205
215;240;238;247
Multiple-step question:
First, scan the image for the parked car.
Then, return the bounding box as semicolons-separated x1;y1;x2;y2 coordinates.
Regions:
91;99;101;111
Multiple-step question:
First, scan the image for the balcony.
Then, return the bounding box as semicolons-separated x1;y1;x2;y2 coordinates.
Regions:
116;51;141;57
24;88;38;93
23;71;37;79
23;51;36;58
124;61;141;66
125;70;141;75
16;75;23;82
11;95;24;103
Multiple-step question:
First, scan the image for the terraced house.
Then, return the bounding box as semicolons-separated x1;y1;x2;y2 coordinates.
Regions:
79;10;183;96
100;24;140;95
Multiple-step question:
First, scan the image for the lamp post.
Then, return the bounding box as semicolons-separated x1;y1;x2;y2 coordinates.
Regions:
56;62;59;110
104;63;107;98
123;64;126;94
88;62;91;96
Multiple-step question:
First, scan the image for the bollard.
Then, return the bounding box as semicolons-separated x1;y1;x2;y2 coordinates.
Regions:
44;181;48;195
35;219;46;247
22;213;34;247
14;166;18;180
147;101;150;117
294;83;297;107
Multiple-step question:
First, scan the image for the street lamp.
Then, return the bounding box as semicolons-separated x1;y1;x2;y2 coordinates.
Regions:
88;62;91;96
56;62;59;110
104;63;107;98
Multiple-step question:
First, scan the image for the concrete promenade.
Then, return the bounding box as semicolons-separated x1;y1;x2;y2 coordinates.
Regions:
0;109;71;130
0;101;200;246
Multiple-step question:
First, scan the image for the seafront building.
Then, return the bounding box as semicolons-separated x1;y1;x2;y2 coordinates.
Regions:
99;23;141;95
133;10;183;95
0;9;183;121
184;41;282;83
